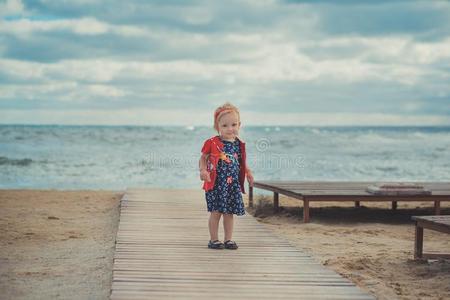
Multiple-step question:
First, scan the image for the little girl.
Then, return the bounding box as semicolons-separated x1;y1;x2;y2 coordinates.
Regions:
199;102;254;250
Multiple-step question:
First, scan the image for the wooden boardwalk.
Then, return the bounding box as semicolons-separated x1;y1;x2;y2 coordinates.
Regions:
110;188;375;300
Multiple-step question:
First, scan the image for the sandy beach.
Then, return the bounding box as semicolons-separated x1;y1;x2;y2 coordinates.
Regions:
246;194;450;300
0;190;122;300
1;189;449;300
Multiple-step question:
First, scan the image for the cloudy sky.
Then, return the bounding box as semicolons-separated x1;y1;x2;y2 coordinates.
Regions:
1;0;450;126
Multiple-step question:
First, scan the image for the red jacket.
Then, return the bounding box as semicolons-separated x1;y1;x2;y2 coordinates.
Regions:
201;135;247;194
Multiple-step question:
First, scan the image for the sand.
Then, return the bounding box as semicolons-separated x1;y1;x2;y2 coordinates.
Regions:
0;190;122;300
246;194;450;300
1;189;449;300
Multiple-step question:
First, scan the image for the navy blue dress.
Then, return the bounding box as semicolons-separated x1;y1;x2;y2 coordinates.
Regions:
205;138;245;216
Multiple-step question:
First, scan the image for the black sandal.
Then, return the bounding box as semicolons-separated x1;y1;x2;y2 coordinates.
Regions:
208;240;224;249
224;240;238;250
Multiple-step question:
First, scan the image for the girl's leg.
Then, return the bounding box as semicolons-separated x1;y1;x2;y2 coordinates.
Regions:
223;213;234;241
208;211;222;241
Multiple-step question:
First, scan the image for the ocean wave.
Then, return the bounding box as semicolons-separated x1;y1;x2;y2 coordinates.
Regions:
0;156;33;166
375;166;399;172
1;125;449;188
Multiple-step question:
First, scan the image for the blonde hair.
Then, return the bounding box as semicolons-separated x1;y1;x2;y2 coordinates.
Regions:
213;102;240;132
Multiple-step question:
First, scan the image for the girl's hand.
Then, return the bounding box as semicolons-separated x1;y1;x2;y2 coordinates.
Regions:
247;170;254;187
200;169;211;182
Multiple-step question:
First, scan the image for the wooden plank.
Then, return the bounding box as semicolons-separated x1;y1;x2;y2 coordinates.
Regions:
255;181;450;188
304;199;310;223
412;216;450;231
293;195;450;201
414;224;423;259
421;253;450;259
274;192;279;212
111;188;375;300
111;290;374;300
112;270;346;279
254;182;450;196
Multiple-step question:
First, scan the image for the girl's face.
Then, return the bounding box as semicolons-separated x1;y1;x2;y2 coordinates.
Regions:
217;112;240;140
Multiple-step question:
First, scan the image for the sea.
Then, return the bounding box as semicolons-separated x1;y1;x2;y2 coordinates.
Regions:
1;125;449;190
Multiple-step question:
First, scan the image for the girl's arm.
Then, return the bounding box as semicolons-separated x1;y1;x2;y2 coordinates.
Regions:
246;166;254;187
199;153;211;182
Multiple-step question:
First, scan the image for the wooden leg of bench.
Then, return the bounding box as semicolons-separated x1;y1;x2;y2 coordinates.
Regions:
355;201;360;207
434;201;441;215
392;201;397;210
273;192;279;213
248;185;253;208
303;199;310;223
414;224;423;260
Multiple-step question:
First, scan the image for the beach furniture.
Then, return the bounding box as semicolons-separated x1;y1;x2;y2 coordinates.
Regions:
412;215;450;260
249;181;450;223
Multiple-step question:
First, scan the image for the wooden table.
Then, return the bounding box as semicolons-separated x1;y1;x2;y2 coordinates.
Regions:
411;215;450;260
249;181;450;223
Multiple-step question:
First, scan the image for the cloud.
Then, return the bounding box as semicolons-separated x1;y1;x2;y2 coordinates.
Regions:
2;55;449;117
0;16;146;36
1;108;449;126
0;0;24;17
284;1;450;38
1;0;449;125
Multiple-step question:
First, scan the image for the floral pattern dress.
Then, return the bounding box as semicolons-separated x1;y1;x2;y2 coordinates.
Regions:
205;138;245;216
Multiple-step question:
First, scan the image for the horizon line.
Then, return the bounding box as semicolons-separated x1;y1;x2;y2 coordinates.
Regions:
1;123;450;128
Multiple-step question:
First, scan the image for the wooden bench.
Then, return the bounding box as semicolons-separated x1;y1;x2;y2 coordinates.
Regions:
249;181;450;223
412;215;450;260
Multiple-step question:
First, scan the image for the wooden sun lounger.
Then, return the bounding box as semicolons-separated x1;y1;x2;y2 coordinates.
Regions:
249;181;450;223
412;215;450;260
